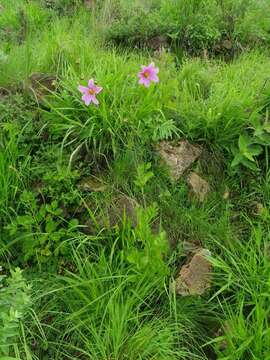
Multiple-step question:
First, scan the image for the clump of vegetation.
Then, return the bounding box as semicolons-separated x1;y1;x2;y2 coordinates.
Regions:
105;0;270;57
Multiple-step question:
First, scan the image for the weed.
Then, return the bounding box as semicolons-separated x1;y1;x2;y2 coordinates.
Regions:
0;267;31;356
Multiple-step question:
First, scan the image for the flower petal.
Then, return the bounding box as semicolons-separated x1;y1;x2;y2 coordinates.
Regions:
149;73;159;83
82;94;92;106
91;95;99;105
139;77;151;87
94;86;103;94
78;85;88;94
147;63;159;75
88;79;94;88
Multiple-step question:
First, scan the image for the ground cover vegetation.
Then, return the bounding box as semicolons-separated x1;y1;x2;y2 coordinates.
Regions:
1;0;270;359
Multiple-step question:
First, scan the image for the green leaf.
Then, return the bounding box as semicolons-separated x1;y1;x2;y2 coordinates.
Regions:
238;134;252;153
16;215;33;227
40;246;52;257
231;153;243;167
256;133;270;145
134;163;154;189
45;217;58;233
243;151;255;162
248;144;263;156
254;126;264;137
241;158;258;171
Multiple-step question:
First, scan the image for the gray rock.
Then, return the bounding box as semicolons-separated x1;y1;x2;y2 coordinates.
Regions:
157;140;202;181
78;177;107;192
108;195;139;228
175;248;212;296
187;172;210;202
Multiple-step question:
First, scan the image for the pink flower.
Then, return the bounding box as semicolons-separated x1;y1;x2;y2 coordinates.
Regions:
138;62;159;87
78;79;103;106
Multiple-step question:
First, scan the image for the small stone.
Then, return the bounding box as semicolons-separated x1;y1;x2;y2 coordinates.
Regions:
183;239;201;255
187;172;210;202
223;39;233;50
253;202;264;216
109;195;139;228
157;140;202;181
78;177;107;192
175;248;212;296
223;186;230;200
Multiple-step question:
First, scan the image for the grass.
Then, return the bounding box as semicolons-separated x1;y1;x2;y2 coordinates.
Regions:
1;0;270;359
104;0;270;57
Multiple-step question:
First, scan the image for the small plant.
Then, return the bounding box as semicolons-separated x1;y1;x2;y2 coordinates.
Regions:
127;203;168;276
148;115;180;142
134;162;154;191
231;117;270;172
134;162;154;206
0;267;31;356
5;191;79;265
231;133;263;171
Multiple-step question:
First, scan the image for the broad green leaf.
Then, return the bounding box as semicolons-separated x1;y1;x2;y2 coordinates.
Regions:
243;151;255;162
231;153;243;167
238;134;252;152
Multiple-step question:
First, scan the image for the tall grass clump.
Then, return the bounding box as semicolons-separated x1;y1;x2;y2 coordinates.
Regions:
209;224;270;358
23;212;213;359
0;121;30;227
43;50;178;158
176;51;270;152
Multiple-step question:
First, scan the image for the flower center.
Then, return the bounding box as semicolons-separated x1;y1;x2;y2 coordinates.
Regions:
143;71;150;79
88;88;95;95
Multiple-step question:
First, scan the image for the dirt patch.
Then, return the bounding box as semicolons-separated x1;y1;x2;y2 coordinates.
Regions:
84;0;95;9
24;73;58;101
145;35;168;51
